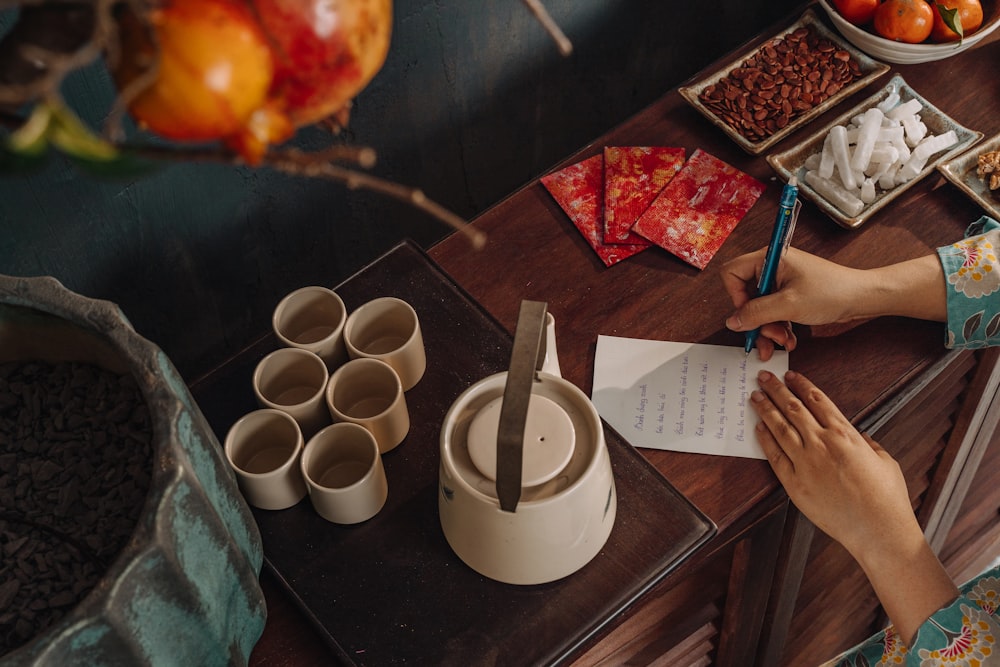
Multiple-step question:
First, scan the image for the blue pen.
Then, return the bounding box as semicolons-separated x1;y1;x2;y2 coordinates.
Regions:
744;176;801;356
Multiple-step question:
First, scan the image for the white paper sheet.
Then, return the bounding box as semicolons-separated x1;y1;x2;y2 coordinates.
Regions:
591;335;789;459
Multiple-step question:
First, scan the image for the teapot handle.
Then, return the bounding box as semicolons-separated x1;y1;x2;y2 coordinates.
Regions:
496;300;548;512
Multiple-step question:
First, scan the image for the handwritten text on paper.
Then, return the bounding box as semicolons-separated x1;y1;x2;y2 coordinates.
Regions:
591;335;789;459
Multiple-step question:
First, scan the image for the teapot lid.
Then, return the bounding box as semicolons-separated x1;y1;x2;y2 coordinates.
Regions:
466;393;575;487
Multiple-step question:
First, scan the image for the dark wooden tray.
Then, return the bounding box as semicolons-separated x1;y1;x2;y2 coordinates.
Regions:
190;240;716;666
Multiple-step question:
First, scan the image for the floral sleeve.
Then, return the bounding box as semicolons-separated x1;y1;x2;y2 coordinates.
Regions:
937;216;1000;349
829;563;1000;666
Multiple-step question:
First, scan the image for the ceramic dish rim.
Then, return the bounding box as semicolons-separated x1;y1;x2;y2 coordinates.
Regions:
937;131;1000;221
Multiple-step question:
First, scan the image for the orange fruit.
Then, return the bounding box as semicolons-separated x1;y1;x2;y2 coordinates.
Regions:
873;0;935;43
115;0;276;142
833;0;879;25
930;0;984;41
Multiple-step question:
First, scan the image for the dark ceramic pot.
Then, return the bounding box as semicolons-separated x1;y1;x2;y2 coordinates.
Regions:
0;274;265;666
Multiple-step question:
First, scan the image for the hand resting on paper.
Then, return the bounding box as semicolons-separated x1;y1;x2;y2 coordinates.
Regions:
750;369;958;645
722;247;947;360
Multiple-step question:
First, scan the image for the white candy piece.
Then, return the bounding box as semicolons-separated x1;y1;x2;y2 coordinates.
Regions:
819;133;835;179
877;92;900;113
868;158;893;183
887;98;922;121
878;125;904;144
902;116;927;147
851;107;884;172
805;170;864;217
878;163;900;190
860;178;876;204
867;145;899;170
829;124;856;190
912;129;958;162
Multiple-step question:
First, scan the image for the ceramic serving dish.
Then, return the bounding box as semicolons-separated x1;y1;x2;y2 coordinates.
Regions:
938;131;1000;221
767;74;982;229
679;7;889;155
0;274;265;666
818;0;1000;65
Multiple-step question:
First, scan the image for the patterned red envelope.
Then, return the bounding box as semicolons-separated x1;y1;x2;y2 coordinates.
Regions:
631;148;765;270
541;154;650;267
603;146;686;244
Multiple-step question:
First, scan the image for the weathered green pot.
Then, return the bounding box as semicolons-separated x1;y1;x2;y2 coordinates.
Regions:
0;274;265;666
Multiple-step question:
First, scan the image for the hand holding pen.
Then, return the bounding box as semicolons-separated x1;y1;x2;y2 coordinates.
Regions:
732;177;801;358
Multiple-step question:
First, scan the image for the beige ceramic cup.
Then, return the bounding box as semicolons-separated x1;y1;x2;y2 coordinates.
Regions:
272;286;348;370
343;297;426;391
325;357;410;453
253;347;331;439
301;422;388;524
224;409;307;510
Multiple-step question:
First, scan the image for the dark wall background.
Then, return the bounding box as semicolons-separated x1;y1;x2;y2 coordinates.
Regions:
1;0;803;381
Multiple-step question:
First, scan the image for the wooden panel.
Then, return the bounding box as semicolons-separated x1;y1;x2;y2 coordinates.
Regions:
569;550;730;666
923;349;1000;551
940;395;1000;582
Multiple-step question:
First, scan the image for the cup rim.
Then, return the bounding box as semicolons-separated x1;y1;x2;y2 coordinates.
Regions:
224;408;304;477
302;422;380;491
343;297;419;357
272;285;347;349
325;357;403;420
252;347;329;407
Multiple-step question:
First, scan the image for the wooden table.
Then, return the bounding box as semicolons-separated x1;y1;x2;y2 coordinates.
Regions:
243;7;1000;665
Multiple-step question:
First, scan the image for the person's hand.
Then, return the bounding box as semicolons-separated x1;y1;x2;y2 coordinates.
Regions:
722;248;947;360
721;247;871;360
750;370;958;644
750;369;919;558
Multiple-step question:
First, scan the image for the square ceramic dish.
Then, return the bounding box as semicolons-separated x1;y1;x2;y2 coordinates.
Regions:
938;131;1000;221
767;74;983;229
678;7;889;155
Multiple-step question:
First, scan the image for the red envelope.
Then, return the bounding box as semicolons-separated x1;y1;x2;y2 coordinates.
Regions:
632;149;765;269
603;146;686;244
541;154;650;267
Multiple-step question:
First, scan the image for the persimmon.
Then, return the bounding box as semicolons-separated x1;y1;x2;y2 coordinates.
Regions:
930;0;984;41
832;0;879;25
873;0;935;43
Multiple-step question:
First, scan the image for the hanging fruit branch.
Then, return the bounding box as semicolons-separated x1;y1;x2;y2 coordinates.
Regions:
0;0;572;249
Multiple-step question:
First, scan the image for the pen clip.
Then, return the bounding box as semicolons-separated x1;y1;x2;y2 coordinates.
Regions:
781;199;802;254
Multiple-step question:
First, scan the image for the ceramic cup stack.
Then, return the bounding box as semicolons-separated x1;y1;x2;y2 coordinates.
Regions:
223;288;426;525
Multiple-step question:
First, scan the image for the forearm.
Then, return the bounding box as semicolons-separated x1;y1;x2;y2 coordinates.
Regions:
853;255;947;323
852;523;958;646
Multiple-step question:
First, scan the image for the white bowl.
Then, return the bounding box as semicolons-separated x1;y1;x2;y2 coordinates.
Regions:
818;0;1000;64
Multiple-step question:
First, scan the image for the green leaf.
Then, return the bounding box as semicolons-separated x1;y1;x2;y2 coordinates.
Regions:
6;104;53;156
2;101;160;178
936;3;964;40
47;102;120;162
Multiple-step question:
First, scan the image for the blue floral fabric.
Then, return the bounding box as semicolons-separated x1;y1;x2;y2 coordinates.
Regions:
830;216;1000;666
830;564;1000;666
938;216;1000;349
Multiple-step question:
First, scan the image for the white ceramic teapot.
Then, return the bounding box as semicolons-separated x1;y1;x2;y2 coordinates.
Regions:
438;301;617;585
